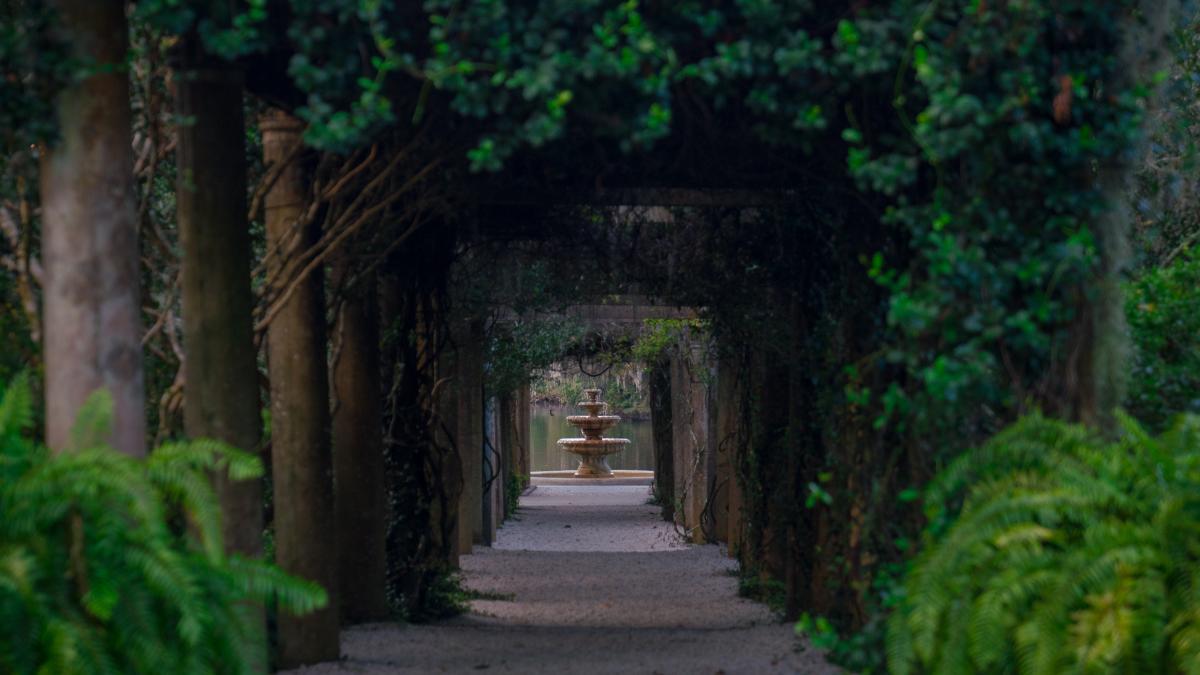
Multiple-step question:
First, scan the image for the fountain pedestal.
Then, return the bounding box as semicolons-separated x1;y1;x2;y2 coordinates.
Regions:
557;388;630;478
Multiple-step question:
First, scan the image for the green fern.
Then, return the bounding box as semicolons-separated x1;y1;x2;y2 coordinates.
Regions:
0;376;327;674
888;412;1200;675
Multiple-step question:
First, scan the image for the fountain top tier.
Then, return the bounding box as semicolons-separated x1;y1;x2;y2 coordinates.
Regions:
575;388;606;416
566;388;622;441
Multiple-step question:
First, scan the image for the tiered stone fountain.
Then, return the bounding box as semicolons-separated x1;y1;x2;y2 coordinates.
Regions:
557;388;630;478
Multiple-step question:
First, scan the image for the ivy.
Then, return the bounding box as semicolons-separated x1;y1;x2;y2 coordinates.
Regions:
848;0;1149;438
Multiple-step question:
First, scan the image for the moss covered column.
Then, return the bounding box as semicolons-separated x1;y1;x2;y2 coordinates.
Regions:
712;354;743;549
330;261;389;623
499;391;518;485
430;304;463;565
176;44;263;558
648;358;674;522
455;319;486;551
260;109;340;667
670;334;712;543
517;382;532;482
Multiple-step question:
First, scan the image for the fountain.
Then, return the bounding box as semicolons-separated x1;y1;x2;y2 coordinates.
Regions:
557;388;631;478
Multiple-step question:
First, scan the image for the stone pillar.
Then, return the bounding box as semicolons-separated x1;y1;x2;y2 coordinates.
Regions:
499;391;519;492
175;43;265;669
709;359;731;545
752;346;790;580
261;109;340;667
41;0;144;456
434;328;463;566
670;335;712;543
482;395;502;543
330;263;389;623
455;320;485;552
176;46;263;558
715;354;745;553
648;359;674;522
517;383;532;482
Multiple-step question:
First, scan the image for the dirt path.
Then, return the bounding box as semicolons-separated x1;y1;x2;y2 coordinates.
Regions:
278;485;835;674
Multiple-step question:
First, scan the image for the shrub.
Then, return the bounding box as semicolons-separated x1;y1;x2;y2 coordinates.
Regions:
0;375;326;674
1126;246;1200;432
888;412;1200;674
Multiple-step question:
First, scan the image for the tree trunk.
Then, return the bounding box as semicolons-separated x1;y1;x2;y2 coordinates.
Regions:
330;260;390;623
40;0;145;456
260;108;340;667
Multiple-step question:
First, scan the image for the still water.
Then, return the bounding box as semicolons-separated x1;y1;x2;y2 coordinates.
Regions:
528;406;655;472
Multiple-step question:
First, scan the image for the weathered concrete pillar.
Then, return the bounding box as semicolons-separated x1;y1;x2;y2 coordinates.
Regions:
670;335;712;543
751;345;790;580
648;359;674;522
499;391;519;495
175;44;263;557
261;109;339;667
175;42;265;669
41;0;144;456
482;395;502;544
330;262;389;623
455;320;485;552
498;385;531;516
714;354;745;553
710;358;732;545
433;316;463;566
517;383;532;482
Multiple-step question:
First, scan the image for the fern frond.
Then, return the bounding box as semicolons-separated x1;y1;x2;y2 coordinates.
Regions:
0;372;33;437
0;375;324;674
890;413;1200;674
68;389;114;451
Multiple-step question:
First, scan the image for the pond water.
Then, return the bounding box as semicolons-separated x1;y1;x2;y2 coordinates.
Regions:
528;405;655;472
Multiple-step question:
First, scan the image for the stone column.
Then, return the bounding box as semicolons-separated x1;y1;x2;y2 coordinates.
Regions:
175;42;265;669
517;382;532;482
499;391;519;493
751;346;790;580
648;359;674;522
482;395;502;544
431;305;462;566
176;47;263;558
41;0;144;456
670;334;712;543
714;354;745;553
261;109;339;667
455;319;485;552
330;262;389;623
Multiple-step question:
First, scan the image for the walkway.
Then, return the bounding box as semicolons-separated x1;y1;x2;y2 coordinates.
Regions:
281;485;833;674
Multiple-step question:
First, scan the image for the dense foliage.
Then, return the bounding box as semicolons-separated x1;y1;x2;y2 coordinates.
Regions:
854;0;1151;436
0;376;325;674
1126;247;1200;432
889;413;1200;674
1133;14;1200;266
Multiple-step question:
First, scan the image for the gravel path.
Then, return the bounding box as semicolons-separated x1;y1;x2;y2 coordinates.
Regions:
279;485;836;674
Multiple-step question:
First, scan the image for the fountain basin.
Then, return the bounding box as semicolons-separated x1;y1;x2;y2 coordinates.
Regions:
531;469;653;486
557;437;630;477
